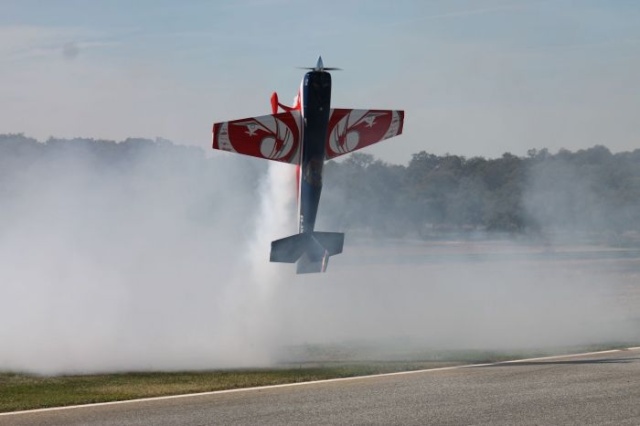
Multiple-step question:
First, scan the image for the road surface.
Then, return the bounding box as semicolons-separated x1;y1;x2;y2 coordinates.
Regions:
2;348;639;425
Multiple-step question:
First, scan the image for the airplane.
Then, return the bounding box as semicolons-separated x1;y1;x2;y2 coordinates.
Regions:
212;57;404;274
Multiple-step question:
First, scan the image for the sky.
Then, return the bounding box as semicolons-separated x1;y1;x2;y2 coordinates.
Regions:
1;0;639;164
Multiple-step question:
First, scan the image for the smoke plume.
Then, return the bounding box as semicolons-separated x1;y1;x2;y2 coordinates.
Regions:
0;138;637;375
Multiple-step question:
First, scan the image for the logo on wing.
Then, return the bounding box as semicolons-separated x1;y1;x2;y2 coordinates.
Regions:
329;110;388;155
233;116;297;160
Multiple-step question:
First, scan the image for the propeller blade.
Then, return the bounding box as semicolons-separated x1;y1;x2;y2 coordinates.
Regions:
297;57;342;71
296;67;342;71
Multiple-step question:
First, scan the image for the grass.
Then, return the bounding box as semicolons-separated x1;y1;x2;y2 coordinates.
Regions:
0;361;458;413
1;344;635;413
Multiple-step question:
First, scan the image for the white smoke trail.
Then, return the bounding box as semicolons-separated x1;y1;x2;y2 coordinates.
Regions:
247;161;297;289
210;160;297;366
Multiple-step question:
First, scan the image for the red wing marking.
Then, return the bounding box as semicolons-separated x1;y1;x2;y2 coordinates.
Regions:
325;109;404;160
212;111;302;164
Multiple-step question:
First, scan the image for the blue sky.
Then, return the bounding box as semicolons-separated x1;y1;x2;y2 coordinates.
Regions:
1;0;639;163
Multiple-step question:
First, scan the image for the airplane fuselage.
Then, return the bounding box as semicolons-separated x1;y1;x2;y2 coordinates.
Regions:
298;71;332;233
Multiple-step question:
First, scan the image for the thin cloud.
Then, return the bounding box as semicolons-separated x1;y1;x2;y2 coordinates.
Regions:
0;25;116;61
380;0;549;28
525;37;640;51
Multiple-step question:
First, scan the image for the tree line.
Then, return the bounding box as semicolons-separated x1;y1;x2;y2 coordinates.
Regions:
324;146;640;240
2;133;639;241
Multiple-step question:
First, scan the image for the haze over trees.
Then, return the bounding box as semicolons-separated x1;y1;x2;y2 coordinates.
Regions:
324;147;640;242
2;133;639;243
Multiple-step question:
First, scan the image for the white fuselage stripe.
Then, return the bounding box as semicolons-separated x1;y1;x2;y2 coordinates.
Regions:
297;78;305;232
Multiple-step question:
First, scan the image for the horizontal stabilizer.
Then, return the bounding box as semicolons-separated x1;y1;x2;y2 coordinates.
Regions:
270;232;344;274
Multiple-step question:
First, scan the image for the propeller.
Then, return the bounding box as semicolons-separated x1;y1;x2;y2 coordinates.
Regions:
298;56;342;72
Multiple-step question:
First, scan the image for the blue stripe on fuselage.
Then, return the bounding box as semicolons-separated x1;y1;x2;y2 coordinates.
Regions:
299;71;332;233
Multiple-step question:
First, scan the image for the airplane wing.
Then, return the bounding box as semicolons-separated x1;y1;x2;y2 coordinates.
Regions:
212;110;302;164
325;109;404;160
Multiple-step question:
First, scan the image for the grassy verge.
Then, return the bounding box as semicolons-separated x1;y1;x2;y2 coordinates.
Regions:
2;344;634;413
0;361;459;413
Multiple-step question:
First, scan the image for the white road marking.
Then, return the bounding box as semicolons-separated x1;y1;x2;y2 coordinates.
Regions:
2;347;638;417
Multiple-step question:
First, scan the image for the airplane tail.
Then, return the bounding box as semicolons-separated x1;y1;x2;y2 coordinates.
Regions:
270;232;344;274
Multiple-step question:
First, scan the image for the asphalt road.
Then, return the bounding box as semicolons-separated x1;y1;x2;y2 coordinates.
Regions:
2;348;639;426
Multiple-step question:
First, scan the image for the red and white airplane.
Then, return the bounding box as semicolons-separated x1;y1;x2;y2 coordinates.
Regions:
212;57;404;273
